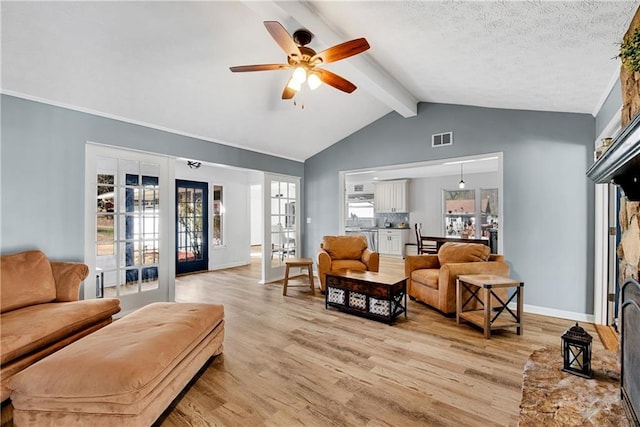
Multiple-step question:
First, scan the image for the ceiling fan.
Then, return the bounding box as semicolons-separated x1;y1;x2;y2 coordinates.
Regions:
230;21;370;99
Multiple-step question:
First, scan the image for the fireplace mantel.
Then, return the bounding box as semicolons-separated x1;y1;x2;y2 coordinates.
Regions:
587;111;640;201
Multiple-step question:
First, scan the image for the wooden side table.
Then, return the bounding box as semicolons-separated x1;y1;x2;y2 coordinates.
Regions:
283;258;315;296
456;274;524;339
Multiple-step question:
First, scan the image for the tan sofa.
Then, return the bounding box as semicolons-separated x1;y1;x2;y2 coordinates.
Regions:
1;250;121;401
405;242;509;315
317;235;379;292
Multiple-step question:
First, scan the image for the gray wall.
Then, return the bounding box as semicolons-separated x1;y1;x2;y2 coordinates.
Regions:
1;94;303;260
304;102;596;315
595;79;622;137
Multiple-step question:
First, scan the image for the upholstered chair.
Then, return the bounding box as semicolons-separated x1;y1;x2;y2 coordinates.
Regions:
317;235;379;292
404;242;509;315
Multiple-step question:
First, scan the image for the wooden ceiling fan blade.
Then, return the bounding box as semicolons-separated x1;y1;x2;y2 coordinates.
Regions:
312;38;370;64
229;64;290;72
282;84;296;100
264;21;302;59
316;69;357;93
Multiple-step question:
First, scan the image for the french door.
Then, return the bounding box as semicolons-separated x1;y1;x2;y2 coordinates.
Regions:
263;174;300;283
175;180;209;275
85;144;174;315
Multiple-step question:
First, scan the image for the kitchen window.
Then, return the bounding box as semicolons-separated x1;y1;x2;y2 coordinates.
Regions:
347;193;375;219
347;201;374;218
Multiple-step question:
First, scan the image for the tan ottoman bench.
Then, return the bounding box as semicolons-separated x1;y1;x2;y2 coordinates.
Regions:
7;302;224;426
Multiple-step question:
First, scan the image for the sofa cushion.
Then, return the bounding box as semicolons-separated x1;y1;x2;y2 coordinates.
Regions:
1;299;121;364
411;269;440;290
7;302;224;408
331;259;367;272
438;242;490;265
322;235;367;260
1;251;56;313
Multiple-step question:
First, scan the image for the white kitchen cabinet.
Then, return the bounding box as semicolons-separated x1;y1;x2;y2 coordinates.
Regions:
378;229;409;257
374;180;409;213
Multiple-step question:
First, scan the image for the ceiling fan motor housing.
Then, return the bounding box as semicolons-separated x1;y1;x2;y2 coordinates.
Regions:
293;29;313;46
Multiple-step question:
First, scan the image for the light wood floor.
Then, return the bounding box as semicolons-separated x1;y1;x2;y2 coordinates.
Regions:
156;255;606;427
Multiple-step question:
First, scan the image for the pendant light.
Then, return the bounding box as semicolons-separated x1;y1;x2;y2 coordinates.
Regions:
458;163;466;189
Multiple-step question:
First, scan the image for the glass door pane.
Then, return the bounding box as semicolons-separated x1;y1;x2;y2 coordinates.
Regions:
87;144;172;315
94;158;160;298
263;174;300;283
176;180;208;275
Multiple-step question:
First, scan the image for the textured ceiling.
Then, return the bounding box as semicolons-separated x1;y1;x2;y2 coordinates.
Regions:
1;1;637;161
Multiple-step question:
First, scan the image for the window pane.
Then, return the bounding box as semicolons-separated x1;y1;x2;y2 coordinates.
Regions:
143;241;159;265
480;188;499;232
271;181;280;198
121;269;139;295
213;184;223;246
141;175;158;186
125;173;139;186
97;185;114;212
444;189;476;237
97;174;114;185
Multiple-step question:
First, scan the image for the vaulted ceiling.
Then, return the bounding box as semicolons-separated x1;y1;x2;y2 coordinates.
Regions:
2;1;637;161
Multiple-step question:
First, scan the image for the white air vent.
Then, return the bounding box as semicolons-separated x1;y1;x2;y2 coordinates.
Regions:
354;184;364;192
432;132;453;147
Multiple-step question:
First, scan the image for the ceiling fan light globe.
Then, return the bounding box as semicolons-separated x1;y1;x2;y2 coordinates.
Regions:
287;78;302;92
307;73;321;90
292;67;307;84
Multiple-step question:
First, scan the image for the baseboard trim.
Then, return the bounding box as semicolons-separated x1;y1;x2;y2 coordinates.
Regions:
509;303;595;323
210;261;250;271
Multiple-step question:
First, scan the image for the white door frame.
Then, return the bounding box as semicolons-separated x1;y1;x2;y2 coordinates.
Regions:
84;143;175;315
593;112;621;325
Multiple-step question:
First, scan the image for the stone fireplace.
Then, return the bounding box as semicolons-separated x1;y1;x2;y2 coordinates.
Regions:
587;7;640;425
588;20;640;423
588;110;640;427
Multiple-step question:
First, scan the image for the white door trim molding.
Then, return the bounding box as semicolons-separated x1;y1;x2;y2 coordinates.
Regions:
593;110;621;325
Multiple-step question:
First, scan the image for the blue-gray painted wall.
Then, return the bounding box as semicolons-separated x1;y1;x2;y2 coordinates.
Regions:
596;79;622;137
1;94;599;315
0;94;303;261
304;102;596;315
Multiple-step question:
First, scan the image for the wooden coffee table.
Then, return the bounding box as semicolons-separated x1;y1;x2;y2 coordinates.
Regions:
456;274;524;339
325;270;407;324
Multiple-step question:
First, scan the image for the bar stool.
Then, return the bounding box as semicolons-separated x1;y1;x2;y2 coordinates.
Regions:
283;258;315;296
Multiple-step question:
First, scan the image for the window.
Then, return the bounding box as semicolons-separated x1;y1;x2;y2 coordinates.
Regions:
480;188;499;237
347;201;374;219
443;188;499;240
212;185;223;246
443;189;476;237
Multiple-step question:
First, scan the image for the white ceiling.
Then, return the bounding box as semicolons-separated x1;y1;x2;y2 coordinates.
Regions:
2;1;637;162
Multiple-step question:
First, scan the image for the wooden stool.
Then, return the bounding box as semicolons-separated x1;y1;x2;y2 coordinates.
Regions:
283;258;315;296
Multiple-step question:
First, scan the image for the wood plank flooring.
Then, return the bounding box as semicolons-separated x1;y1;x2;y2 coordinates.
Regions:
156;255;606;427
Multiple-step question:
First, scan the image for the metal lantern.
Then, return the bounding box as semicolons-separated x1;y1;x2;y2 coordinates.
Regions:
561;323;593;378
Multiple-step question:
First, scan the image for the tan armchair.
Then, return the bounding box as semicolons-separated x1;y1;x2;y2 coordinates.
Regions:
317;235;379;292
404;242;509;315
